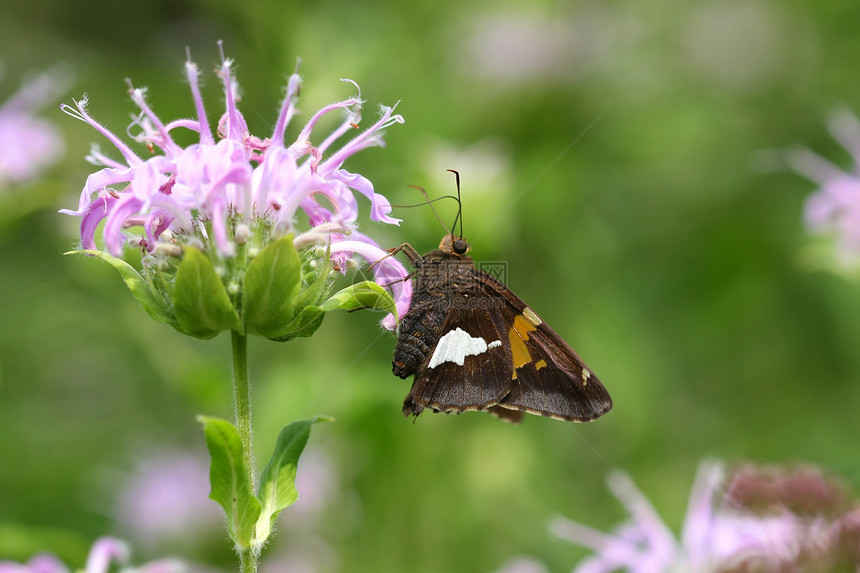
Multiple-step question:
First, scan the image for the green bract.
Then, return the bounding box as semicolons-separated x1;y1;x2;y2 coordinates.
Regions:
65;235;398;341
175;247;243;338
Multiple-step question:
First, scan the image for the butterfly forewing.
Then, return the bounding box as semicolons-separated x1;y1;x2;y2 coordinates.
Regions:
475;271;613;422
403;298;513;416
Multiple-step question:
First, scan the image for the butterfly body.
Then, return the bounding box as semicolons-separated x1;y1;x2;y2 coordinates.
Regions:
392;234;612;423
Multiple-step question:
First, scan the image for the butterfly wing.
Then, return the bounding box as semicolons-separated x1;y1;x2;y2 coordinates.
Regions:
474;271;613;422
402;299;514;417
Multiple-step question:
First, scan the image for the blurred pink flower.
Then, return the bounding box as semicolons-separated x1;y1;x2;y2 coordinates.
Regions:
789;108;860;263
114;446;340;552
0;553;68;573
493;556;550;573
0;69;66;189
113;450;221;548
464;13;579;84
0;537;185;573
551;462;860;572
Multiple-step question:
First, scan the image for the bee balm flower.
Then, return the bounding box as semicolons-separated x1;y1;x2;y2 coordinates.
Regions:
551;462;860;572
61;46;410;336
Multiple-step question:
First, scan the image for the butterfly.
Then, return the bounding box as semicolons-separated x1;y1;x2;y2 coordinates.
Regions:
390;172;612;423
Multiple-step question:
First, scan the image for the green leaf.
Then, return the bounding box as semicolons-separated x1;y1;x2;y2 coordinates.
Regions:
255;417;332;543
198;416;262;549
266;279;395;342
320;280;398;318
65;250;178;328
264;250;333;341
268;307;326;342
243;235;301;338
174;247;242;338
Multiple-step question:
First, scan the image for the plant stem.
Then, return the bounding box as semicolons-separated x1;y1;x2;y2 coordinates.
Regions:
231;329;258;573
231;329;254;478
239;550;256;573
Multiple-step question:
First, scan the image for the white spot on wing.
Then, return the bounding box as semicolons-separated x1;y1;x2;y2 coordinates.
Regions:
488;340;502;349
429;328;492;368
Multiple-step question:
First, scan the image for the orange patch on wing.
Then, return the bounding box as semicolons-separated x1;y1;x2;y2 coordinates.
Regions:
535;359;547;370
509;314;537;370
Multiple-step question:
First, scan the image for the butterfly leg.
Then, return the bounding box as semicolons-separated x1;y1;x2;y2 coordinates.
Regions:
386;243;423;265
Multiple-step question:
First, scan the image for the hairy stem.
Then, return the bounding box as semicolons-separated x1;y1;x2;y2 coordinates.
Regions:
231;329;258;573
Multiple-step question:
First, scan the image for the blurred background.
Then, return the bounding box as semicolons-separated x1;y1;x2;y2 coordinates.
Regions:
2;0;860;571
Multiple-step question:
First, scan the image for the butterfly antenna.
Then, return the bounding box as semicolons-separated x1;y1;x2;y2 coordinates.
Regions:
406;185;449;234
393;186;460;234
446;169;463;238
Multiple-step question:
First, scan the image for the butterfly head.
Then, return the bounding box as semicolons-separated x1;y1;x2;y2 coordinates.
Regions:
439;233;471;256
437;170;470;256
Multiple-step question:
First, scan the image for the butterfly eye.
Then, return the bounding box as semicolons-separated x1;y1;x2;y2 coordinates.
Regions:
452;239;468;255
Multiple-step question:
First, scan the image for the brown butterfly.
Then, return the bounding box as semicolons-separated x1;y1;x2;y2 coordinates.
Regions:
391;172;612;423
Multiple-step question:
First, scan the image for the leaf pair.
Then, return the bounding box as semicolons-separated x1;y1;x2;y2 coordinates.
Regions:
198;416;331;549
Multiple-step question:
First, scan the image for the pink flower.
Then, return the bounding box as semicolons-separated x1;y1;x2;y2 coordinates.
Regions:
0;537;186;573
0;554;68;573
61;48;401;256
551;462;860;572
0;69;67;188
112;451;221;548
60;44;410;329
789;108;860;263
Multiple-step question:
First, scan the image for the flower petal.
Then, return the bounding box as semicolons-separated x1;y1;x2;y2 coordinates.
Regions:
329;237;411;329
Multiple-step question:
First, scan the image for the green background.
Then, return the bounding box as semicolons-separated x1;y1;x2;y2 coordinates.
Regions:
2;0;859;571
